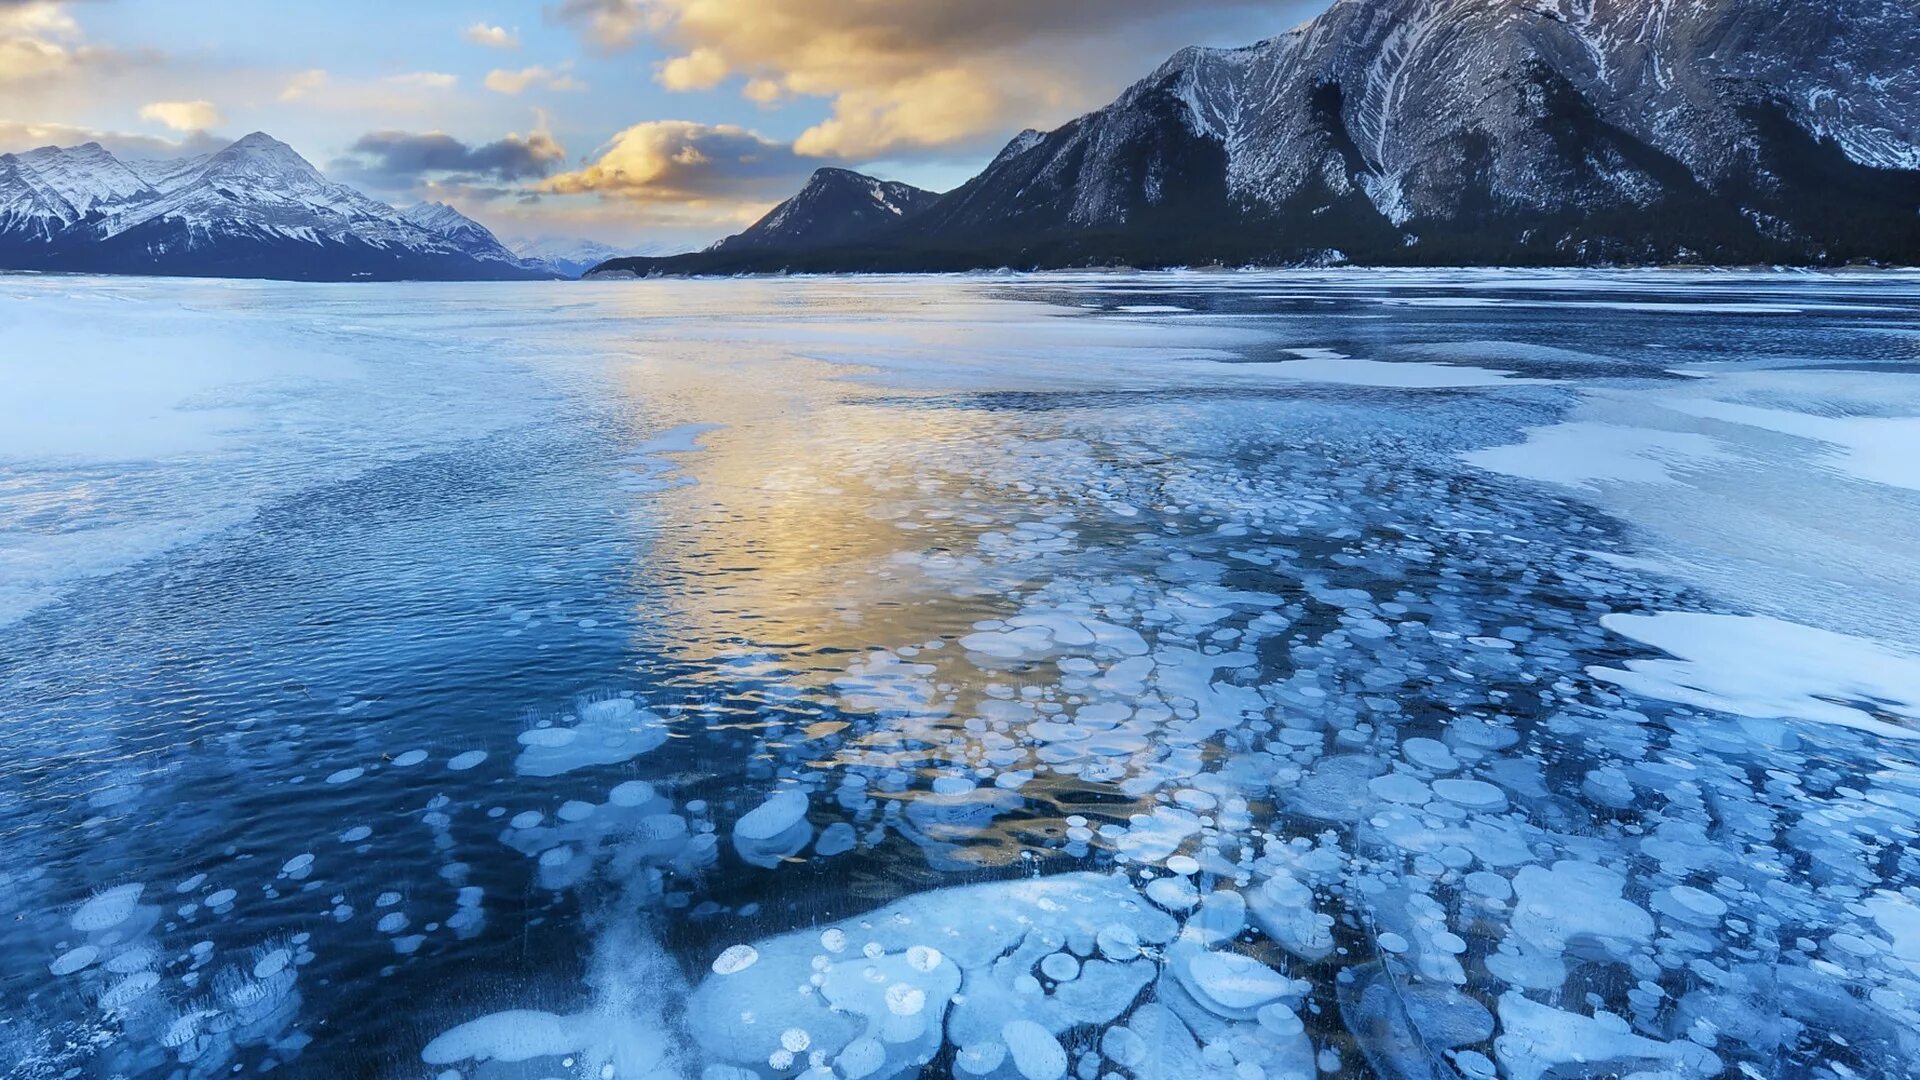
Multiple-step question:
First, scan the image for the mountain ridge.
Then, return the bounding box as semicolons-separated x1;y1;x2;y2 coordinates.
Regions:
591;0;1920;276
0;133;559;282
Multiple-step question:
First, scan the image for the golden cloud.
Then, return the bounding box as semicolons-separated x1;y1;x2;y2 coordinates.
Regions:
553;0;1296;157
138;99;222;133
537;120;811;206
655;46;728;92
484;64;587;95
0;0;84;84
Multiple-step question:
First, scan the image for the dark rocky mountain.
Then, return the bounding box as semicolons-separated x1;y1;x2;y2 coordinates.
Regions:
0;133;558;281
591;0;1920;276
708;168;939;253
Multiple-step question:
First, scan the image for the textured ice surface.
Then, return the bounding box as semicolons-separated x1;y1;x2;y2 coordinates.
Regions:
8;271;1920;1080
1592;612;1920;739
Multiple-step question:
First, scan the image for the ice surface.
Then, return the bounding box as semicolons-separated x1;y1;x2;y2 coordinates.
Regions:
12;271;1920;1080
1593;612;1920;739
1266;348;1544;388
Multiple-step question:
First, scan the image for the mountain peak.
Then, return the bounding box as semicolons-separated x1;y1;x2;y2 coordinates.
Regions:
708;168;939;254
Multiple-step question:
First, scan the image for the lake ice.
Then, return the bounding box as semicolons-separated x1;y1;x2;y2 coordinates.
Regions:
2;270;1919;1079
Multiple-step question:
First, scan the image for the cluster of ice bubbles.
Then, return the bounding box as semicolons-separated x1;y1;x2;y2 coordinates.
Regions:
24;393;1920;1079
29;879;309;1077
410;408;1920;1080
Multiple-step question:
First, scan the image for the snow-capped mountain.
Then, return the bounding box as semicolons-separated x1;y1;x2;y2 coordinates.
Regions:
595;0;1920;274
509;236;646;278
707;169;939;254
0;133;558;281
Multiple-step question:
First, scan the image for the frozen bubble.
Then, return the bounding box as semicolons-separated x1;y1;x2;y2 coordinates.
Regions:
99;970;160;1009
712;944;760;975
906;945;942;972
71;883;144;932
838;1037;887;1079
1002;1019;1068;1080
391;749;429;768
1040;952;1080;982
815;821;858;857
325;767;365;785
205;889;237;908
510;811;544;830
1464;871;1512;900
733;789;813;869
422;1009;582;1066
253;949;291;978
1653;885;1728;925
1402;737;1458;772
340;826;373;843
609;780;657;808
1495;991;1721;1080
885;983;927;1016
1370;772;1433;805
515;699;669;778
49;945;99;976
377;912;409;934
1146;877;1200;911
1378;931;1410;954
1183;950;1297;1014
280;853;315;879
447;750;488;772
1097;924;1142;960
821;928;848;953
1166;855;1201;877
1433;778;1507;811
174;873;206;894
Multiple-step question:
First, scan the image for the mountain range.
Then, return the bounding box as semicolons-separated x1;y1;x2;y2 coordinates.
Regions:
594;0;1920;275
0;133;611;281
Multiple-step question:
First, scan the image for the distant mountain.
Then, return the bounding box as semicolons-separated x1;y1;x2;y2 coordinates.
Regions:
591;0;1920;276
508;236;646;278
0;133;559;281
708;168;939;254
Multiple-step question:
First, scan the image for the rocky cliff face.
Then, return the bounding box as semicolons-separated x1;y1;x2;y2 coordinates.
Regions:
917;0;1920;264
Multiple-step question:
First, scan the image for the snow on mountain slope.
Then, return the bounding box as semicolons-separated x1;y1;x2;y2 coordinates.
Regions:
0;133;558;281
399;201;526;266
509;237;644;278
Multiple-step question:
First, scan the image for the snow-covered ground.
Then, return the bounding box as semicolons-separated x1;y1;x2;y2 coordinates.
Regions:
2;270;1919;1080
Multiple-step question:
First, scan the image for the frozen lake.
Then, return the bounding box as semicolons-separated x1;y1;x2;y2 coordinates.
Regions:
3;270;1920;1080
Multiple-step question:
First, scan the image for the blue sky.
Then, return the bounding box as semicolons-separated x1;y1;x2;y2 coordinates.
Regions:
1;0;1328;250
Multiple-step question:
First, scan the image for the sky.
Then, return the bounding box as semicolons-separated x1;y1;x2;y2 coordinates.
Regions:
0;0;1328;251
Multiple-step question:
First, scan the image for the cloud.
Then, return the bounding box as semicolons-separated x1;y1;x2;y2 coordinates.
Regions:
279;68;329;102
655;46;727;91
336;128;569;190
387;71;459;89
537;120;811;205
552;0;1314;157
139;99;222;132
463;22;520;49
0;0;84;84
484;64;586;95
0;119;225;158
